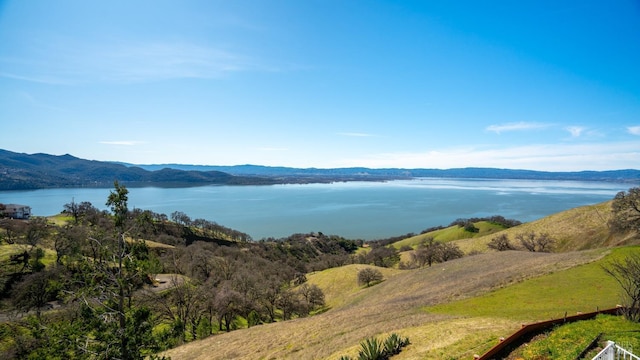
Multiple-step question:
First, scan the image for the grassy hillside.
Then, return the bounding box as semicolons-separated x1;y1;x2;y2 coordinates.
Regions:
392;221;507;249
162;249;616;359
453;200;640;255
427;247;633;322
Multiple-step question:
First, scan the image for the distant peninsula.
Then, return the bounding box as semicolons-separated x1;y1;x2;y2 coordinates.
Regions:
1;149;639;190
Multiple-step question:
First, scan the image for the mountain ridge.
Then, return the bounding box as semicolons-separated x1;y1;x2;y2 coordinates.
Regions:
123;162;640;183
1;148;639;190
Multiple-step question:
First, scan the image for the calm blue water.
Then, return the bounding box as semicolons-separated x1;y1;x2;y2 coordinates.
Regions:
0;178;631;240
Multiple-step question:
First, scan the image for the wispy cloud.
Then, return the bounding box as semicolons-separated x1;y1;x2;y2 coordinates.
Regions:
1;40;270;84
334;141;640;171
338;132;377;137
565;126;586;138
486;121;549;134
100;140;145;146
628;126;640;136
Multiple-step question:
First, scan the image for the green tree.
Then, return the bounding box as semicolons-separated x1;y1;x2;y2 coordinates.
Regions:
11;269;61;318
106;180;131;358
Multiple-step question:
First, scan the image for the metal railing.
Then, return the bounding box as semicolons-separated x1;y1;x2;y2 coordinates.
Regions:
592;341;640;360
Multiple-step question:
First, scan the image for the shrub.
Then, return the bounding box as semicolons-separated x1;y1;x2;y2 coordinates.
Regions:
358;337;384;360
383;333;410;356
341;334;410;360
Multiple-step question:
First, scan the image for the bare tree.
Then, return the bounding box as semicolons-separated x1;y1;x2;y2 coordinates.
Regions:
516;231;555;252
214;285;243;331
152;276;204;342
440;242;464;262
63;199;82;224
603;252;640;322
171;211;192;227
53;224;86;265
358;268;384;287
297;283;325;316
411;237;442;267
488;233;515;251
516;232;538;252
535;232;555;252
610;187;640;233
23;217;49;249
0;218;27;244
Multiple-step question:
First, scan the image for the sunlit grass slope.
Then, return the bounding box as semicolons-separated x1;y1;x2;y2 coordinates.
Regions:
427;247;635;322
393;221;507;250
0;244;57;268
306;264;401;309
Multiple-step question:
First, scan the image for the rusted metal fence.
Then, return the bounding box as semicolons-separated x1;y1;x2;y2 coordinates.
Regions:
474;307;624;360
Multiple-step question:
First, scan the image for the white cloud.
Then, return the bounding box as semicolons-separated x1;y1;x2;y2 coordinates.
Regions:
565;126;586;138
333;141;640;171
627;126;640;135
486;121;549;134
1;40;270;84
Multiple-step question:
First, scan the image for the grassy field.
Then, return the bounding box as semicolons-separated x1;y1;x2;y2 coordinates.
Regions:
162;249;616;359
392;221;507;250
426;248;634;322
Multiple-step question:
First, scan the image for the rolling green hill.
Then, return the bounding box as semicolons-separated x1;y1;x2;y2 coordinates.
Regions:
393;221;508;250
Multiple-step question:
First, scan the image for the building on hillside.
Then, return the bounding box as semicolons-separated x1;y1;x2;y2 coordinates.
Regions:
2;204;31;219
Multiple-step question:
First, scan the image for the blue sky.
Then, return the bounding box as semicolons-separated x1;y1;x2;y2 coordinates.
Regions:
1;0;639;171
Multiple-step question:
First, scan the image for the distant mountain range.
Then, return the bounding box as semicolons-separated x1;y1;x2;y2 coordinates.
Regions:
0;149;639;190
129;163;640;182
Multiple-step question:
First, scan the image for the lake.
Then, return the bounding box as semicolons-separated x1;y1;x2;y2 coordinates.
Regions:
0;178;632;240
